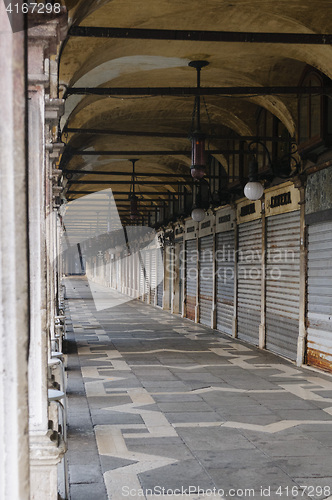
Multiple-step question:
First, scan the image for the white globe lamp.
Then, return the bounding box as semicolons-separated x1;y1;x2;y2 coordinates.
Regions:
244;159;264;201
191;207;206;222
244;181;264;201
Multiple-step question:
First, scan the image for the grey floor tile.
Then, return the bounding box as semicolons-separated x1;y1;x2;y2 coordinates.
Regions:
208;466;312;499
164;411;221;423
176;427;255;451
275;456;332;478
253;437;332;457
292;478;332;500
70;482;108;500
69;464;103;484
90;410;144;426
157;401;213;412
138;459;214;491
100;455;138;473
274;409;332;420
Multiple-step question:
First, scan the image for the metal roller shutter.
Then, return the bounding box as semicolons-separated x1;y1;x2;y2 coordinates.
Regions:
216;230;235;335
156;247;164;307
150;248;156;304
169;247;174;309
177;242;184;314
237;219;262;344
199;235;214;326
185;239;197;321
138;252;145;299
143;251;150;302
307;220;332;371
266;211;300;360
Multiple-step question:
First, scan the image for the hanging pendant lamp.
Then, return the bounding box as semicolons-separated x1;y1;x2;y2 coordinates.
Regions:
189;60;209;180
129;159;140;220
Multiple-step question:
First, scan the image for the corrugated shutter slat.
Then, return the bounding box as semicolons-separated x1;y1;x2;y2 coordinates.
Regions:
237;219;261;344
265;211;300;360
307;220;332;371
216;230;235;335
199;235;214;326
186;239;197;321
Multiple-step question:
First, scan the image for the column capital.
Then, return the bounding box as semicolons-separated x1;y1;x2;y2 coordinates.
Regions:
28;9;67;54
28;10;68;86
45;97;65;124
29;430;66;466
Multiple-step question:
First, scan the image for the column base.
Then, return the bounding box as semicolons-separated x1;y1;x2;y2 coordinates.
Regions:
297;334;306;367
259;323;266;350
30;430;66;500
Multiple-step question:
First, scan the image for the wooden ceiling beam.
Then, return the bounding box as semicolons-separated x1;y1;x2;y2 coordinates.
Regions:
63;128;293;142
68;26;332;45
70;149;239;156
65;86;332;96
68;179;192;185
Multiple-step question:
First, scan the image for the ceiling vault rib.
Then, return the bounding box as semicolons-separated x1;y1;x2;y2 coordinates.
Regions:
70;149;239;156
63;128;187;138
68;26;332;45
63;128;292;142
65;86;332;96
66;190;186;195
68;180;192;185
64;169;193;177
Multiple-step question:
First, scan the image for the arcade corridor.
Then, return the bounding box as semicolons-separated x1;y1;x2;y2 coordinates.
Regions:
3;1;332;499
65;277;332;500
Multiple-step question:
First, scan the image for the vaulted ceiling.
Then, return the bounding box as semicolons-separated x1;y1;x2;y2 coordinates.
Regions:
59;0;332;224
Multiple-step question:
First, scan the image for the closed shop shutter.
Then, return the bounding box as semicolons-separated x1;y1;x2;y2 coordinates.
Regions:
150;248;156;304
169;247;174;309
116;260;120;291
179;243;184;313
156;247;164;307
139;252;145;299
237;219;262;344
216;230;235;335
265;211;300;360
199;235;214;326
185;239;197;321
143;250;150;302
307;220;332;371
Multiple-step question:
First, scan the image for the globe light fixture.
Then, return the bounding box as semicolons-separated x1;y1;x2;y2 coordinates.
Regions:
244;180;264;201
244;160;264;201
191;207;206;222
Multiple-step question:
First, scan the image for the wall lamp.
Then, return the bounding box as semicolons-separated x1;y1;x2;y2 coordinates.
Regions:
244;140;300;201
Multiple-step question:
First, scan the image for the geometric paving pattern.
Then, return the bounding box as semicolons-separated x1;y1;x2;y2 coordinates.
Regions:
65;277;332;500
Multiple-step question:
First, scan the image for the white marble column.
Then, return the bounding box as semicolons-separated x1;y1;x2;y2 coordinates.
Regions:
0;4;30;500
27;11;67;500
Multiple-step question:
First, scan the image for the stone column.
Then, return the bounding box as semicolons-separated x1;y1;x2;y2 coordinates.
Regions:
0;5;30;500
259;202;267;350
27;11;67;500
297;183;307;366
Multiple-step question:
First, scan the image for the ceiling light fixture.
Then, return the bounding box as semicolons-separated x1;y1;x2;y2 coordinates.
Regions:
129;159;140;220
243;141;269;201
189;60;209;181
191;206;206;222
243;139;300;201
243;159;264;201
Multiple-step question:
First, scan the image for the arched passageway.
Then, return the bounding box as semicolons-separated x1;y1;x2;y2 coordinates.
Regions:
2;1;332;499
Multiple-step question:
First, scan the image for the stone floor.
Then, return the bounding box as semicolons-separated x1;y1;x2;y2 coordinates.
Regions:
64;277;332;500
